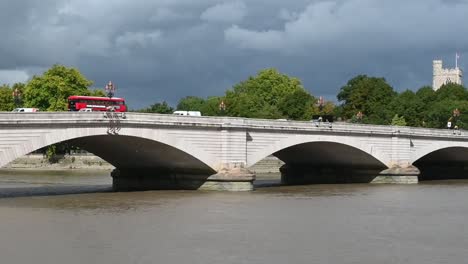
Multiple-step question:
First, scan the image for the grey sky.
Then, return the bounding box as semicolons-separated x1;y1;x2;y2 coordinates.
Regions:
0;0;467;108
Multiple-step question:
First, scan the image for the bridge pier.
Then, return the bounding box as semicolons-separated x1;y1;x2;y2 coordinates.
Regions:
280;164;419;185
111;166;255;192
371;165;419;184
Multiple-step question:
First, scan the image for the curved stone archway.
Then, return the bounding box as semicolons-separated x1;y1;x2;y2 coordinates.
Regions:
0;127;217;172
413;146;468;181
247;134;390;168
411;141;468;165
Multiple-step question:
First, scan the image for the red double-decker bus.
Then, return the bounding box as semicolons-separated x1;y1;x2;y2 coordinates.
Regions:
68;96;127;112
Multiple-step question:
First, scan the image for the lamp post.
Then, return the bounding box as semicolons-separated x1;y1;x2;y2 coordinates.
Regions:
219;100;226;115
12;88;21;108
356;111;363;123
317;96;324;112
105;81;115;98
452;108;461;129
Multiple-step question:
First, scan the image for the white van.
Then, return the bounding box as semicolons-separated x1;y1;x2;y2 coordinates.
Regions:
173;111;202;116
12;108;39;112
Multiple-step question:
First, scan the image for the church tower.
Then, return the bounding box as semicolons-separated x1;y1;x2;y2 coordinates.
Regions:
432;59;463;90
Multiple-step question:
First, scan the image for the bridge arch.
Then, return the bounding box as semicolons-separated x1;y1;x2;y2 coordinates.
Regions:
411;141;468;164
247;134;390;168
0;127;217;172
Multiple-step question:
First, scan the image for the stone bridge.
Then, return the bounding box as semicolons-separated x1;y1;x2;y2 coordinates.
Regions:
1;112;468;191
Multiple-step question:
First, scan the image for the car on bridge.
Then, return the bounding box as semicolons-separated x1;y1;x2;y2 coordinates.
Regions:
12;108;39;112
173;111;202;116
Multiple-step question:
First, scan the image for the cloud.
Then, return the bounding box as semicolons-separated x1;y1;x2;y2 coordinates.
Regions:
0;0;467;108
201;1;247;23
0;70;30;85
225;25;285;51
224;0;468;54
115;31;163;52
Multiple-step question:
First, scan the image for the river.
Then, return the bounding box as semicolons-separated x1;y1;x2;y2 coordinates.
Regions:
0;169;467;264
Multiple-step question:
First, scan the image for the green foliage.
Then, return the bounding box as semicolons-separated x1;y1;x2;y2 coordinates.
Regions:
391;114;407;126
435;83;468;101
89;89;106;97
45;145;57;163
199;96;225;116
415;86;436;104
388;90;425;127
277;89;315;120
176;96;205;111
0;85;14;111
23;64;93;111
140;101;174;114
225;68;315;119
337;75;397;124
424;99;468;129
0;83;26;111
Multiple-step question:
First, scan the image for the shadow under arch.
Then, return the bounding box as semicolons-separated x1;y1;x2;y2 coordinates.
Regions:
413;147;468;181
272;141;388;185
247;134;390;168
66;135;218;190
69;135;215;174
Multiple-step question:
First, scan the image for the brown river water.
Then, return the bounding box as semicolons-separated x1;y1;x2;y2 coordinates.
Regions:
0;169;467;264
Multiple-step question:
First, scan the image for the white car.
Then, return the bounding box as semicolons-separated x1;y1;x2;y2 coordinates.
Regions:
12;108;39;112
173;111;202;116
78;108;93;112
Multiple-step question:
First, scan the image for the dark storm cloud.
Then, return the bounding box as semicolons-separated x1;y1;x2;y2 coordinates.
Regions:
0;0;467;108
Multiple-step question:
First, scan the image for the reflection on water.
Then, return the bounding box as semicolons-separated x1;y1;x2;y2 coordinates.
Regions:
0;169;468;264
0;169;112;198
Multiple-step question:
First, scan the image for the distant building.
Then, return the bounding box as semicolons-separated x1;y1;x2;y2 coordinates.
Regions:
432;60;463;90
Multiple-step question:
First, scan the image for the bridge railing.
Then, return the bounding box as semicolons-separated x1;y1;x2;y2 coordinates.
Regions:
0;112;465;139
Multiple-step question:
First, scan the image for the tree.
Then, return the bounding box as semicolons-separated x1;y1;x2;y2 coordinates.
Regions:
199;96;225;116
0;84;14;111
224;68;313;119
23;64;93;111
337;75;397;124
423;99;468;129
176;96;205;111
277;89;315;120
435;83;468;101
415;86;435;105
391;114;407;126
90;89;106;97
388;90;425;127
413;84;468;128
140;101;174;114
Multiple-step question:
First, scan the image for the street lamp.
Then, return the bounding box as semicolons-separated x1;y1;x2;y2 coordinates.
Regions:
219;100;226;115
317;96;324;112
105;81;115;98
12;88;21;108
452;108;461;129
356;111;363;123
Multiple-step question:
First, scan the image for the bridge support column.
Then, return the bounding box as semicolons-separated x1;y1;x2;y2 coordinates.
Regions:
372;165;419;184
111;165;255;192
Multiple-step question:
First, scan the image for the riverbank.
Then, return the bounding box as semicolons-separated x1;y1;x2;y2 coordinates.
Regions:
4;154;114;170
4;154;284;174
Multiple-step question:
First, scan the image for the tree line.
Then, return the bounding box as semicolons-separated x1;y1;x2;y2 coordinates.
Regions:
1;64;466;129
141;69;467;129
